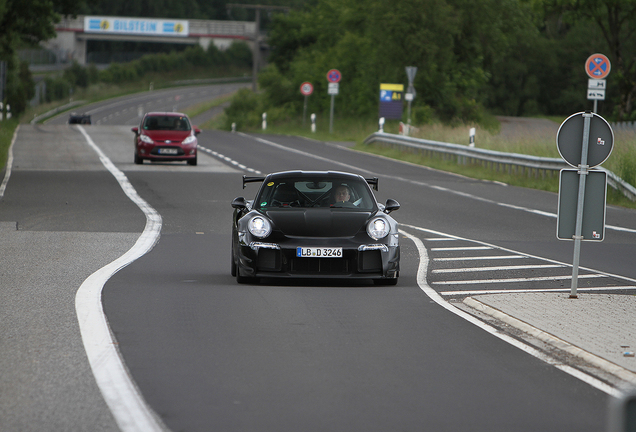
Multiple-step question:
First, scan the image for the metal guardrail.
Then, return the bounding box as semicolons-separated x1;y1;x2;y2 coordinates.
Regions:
612;121;636;132
363;132;636;202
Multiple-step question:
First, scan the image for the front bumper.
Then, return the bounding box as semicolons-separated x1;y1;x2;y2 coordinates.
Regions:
136;143;197;161
235;236;399;280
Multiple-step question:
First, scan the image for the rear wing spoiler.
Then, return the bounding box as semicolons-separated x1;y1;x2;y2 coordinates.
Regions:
243;175;378;190
366;177;379;191
242;175;265;189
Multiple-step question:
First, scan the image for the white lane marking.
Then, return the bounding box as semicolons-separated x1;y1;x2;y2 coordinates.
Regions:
434;255;527;261
441;286;636;296
404;223;636;285
431;264;564;274
75;126;167;432
239;133;377;175
400;228;621;396
431;246;491;251
0;125;19;198
197;146;261;174
432;274;606;285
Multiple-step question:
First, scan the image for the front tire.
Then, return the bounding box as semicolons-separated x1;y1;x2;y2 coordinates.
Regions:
134;154;143;165
231;248;237;277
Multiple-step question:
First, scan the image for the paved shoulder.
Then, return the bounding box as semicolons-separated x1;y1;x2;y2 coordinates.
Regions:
465;292;636;386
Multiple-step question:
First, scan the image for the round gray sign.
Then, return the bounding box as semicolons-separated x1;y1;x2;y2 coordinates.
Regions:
556;112;614;168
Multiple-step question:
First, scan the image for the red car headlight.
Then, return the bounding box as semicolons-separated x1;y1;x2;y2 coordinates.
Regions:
139;134;154;144
182;135;196;145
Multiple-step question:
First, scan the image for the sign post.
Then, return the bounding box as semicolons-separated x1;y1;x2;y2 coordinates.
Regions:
585;54;611;113
405;66;417;135
556;111;614;298
300;82;313;127
327;69;341;134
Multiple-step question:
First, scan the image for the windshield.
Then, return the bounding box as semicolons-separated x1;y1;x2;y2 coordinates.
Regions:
143;115;191;131
255;177;376;211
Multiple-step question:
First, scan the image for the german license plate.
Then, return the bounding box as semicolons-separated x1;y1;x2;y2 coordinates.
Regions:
296;247;342;258
159;148;178;155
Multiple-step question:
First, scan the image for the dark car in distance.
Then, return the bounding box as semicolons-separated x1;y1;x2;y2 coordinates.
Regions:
231;171;400;285
68;113;91;124
132;112;201;166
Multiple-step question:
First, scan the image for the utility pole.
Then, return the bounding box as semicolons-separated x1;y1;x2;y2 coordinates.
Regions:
227;4;289;92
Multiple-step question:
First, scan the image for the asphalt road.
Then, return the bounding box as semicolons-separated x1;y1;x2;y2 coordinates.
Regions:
2;87;636;431
46;82;249;127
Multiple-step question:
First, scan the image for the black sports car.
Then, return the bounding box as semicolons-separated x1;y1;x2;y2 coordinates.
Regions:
231;171;400;284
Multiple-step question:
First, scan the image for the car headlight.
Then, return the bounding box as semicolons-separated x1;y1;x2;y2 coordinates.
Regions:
248;216;272;238
182;135;196;145
139;134;154;144
367;217;389;240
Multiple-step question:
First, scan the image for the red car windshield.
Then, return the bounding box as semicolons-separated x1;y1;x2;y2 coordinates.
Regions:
143;116;191;131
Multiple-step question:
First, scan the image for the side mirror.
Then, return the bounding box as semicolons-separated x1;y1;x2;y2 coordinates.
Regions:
232;197;247;210
131;127;139;134
194;127;201;136
384;198;400;214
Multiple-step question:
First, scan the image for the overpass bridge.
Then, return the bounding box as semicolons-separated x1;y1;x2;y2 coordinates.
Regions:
44;15;256;65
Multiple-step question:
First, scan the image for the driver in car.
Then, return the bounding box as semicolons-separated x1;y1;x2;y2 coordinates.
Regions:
333;185;351;204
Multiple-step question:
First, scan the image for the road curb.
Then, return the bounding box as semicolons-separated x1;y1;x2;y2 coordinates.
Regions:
464;297;636;386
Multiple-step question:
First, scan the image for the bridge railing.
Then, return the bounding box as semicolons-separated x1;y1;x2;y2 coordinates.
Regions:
189;20;254;37
363;132;636;202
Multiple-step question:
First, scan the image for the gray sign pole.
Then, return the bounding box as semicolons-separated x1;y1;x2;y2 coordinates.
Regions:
569;112;593;298
405;66;417;130
329;95;335;134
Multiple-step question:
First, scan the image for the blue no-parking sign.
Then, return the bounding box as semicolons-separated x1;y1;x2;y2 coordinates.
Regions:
327;69;341;83
585;54;611;79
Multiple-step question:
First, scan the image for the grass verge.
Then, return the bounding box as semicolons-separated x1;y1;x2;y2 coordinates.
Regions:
0;118;19;173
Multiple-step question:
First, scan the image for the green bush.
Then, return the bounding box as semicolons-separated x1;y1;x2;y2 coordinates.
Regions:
63;61;90;88
411;105;435;125
44;75;71;102
223;88;263;130
225;42;252;68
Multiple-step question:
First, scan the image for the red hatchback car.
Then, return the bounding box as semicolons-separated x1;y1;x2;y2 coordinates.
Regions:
132;112;201;166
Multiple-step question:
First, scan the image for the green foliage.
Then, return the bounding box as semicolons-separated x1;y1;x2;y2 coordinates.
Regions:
0;118;20;170
245;0;546;125
222;88;263;130
224;42;252;68
63;61;94;88
44;75;72;102
0;0;80;116
412;105;435;125
8;60;35;115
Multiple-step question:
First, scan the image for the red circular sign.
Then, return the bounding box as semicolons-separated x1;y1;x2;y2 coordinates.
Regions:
585;53;611;79
327;69;341;83
300;82;313;96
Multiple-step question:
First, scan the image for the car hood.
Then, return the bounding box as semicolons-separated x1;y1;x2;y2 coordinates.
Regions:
142;130;192;141
264;208;373;237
